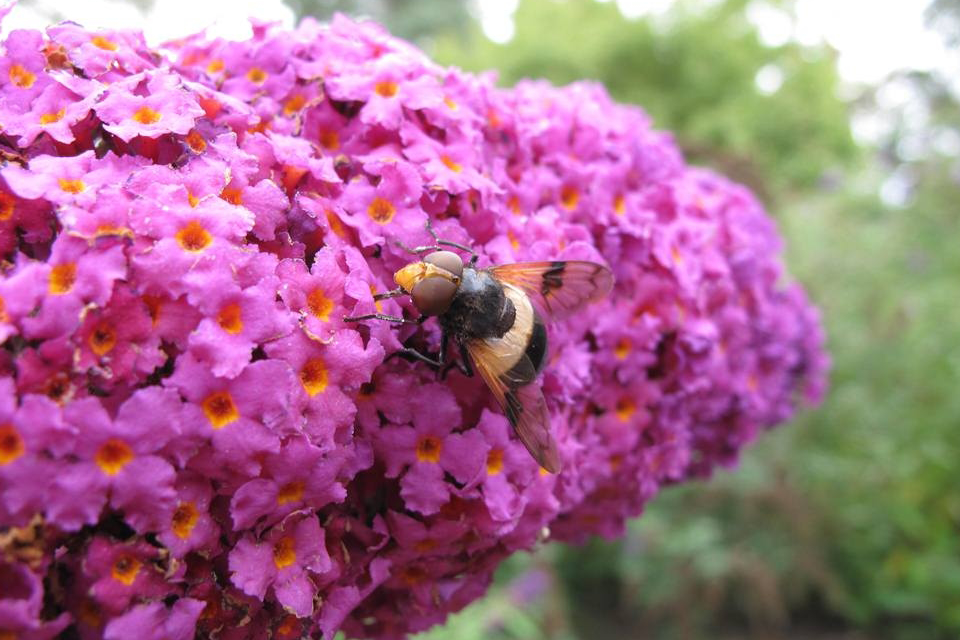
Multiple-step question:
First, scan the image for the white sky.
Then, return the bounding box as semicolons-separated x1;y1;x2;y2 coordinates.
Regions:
2;0;949;87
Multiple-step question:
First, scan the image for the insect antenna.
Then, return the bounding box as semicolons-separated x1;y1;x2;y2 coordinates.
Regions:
393;221;479;265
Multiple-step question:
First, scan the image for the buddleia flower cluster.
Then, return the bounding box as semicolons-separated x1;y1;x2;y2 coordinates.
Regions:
0;9;828;639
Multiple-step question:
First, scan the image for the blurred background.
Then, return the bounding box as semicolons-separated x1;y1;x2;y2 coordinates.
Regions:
7;0;960;637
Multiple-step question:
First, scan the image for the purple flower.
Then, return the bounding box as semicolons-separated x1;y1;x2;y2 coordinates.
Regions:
95;71;205;142
0;12;828;639
103;598;205;640
228;513;332;617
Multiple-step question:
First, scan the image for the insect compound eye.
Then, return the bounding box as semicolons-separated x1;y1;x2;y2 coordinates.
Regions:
411;276;458;316
423;250;463;278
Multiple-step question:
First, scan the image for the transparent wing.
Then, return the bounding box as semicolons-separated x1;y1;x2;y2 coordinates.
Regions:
487;261;614;320
466;338;561;473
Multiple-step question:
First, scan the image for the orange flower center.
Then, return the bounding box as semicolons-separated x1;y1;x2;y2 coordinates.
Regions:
415;436;442;463
95;438;134;475
59;178;86;194
186;129;207;153
220;186;243;205
486;448;504;475
9;64;36;89
142;295;162;326
216;302;243;334
318;128;339;151
367;197;395;224
40;109;65;125
49;263;77;294
374;80;398;97
440;155;462;173
615;397;636;422
306;288;334;321
277;481;304;505
172;501;199;539
0;190;14;220
176;220;212;252
299;358;328;396
273;536;296;569
89;321;117;356
0;425;25;465
132;105;161;125
111;554;141;585
614;338;631;360
614;193;626;215
560;185;579;210
91;35;118;51
202;391;239;429
507;194;521;216
283;93;306;115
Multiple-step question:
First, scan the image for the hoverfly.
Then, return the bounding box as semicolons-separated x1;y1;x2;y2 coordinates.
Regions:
345;226;614;473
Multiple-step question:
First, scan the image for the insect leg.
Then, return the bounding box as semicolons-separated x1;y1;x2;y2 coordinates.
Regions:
458;342;474;377
387;347;446;368
342;312;422;325
373;288;406;301
440;341;474;380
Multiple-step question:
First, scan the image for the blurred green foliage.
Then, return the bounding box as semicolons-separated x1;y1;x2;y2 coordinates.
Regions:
431;0;858;199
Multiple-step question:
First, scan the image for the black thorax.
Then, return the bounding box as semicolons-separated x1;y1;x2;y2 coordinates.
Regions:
440;268;515;341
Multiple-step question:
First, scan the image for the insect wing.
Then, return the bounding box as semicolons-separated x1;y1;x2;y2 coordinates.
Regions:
465;339;562;473
487;261;613;320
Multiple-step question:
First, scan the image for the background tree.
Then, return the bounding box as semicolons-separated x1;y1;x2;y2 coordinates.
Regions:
432;0;859;200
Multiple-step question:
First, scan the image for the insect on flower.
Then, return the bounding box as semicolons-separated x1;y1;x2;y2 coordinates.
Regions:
345;225;614;473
